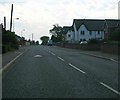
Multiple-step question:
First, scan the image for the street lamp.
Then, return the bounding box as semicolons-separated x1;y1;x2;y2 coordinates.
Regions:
13;17;19;32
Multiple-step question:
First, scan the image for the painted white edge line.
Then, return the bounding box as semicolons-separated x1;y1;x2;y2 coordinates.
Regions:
68;63;86;74
100;82;120;96
57;56;65;62
0;52;23;74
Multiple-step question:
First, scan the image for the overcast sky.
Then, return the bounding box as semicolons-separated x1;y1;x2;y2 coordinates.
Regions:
0;0;119;42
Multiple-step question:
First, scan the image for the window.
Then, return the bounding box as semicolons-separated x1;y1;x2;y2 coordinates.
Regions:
89;31;92;35
68;34;71;37
81;31;85;35
98;31;100;35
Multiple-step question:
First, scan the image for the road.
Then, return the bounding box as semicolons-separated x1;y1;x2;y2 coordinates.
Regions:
2;45;119;98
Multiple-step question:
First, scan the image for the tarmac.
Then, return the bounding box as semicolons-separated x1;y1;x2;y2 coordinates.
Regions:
1;45;119;70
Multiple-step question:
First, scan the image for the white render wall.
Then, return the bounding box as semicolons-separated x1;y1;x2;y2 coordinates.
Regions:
75;24;104;42
118;1;120;19
66;31;74;43
73;23;78;42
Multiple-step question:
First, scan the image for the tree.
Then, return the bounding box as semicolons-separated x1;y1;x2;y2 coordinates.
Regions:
49;24;63;42
40;36;49;45
36;41;39;45
2;30;19;53
109;28;120;41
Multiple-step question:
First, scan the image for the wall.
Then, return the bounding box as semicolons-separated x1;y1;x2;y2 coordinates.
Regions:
66;31;74;43
101;43;119;55
78;24;104;41
73;23;78;42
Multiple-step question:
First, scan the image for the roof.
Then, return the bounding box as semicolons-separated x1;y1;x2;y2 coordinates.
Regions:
73;19;105;31
62;26;73;34
104;19;120;28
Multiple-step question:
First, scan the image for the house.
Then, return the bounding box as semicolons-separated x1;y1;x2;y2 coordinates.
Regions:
62;26;74;43
63;19;120;43
72;19;105;43
103;19;120;40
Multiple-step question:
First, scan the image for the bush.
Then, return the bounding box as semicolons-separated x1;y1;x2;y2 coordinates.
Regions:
88;39;99;44
2;30;19;53
109;29;120;41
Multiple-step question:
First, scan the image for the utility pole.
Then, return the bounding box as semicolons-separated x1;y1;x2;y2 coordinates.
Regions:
10;4;13;32
4;16;6;30
32;33;33;41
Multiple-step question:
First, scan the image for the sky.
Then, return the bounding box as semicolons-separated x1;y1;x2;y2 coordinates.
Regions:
0;0;119;42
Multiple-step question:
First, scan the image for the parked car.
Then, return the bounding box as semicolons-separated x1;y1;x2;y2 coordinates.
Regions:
80;41;87;44
47;39;53;46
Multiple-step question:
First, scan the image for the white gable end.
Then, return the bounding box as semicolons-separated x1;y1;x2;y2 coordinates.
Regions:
78;24;89;41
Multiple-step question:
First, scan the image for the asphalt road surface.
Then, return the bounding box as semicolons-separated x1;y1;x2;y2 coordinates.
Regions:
2;45;119;98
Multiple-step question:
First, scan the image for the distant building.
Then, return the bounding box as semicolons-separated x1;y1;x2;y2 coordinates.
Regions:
103;19;120;40
118;1;120;19
62;26;74;43
63;19;120;43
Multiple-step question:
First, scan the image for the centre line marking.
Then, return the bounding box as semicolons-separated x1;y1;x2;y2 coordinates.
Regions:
51;52;56;56
100;82;120;96
68;63;86;74
57;56;65;62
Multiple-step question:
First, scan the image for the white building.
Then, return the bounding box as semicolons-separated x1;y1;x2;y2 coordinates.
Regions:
72;19;105;43
63;26;75;43
118;1;120;19
63;19;120;43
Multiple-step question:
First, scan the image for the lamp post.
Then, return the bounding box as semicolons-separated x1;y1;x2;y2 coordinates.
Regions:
21;29;25;46
13;17;19;32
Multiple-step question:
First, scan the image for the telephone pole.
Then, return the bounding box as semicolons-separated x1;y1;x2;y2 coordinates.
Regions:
32;33;33;41
10;4;13;32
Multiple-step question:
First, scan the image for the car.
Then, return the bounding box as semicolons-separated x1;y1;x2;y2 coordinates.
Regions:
80;41;87;44
47;39;53;46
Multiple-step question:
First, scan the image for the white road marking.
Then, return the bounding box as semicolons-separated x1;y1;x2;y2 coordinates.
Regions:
100;82;120;96
68;63;86;74
57;56;65;62
110;58;118;63
0;52;23;74
51;52;56;56
34;55;42;58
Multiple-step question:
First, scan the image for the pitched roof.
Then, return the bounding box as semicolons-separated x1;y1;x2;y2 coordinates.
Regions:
62;26;73;34
73;19;105;31
104;19;120;28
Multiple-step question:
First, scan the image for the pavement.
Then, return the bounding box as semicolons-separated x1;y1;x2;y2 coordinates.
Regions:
77;50;119;63
2;45;119;70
